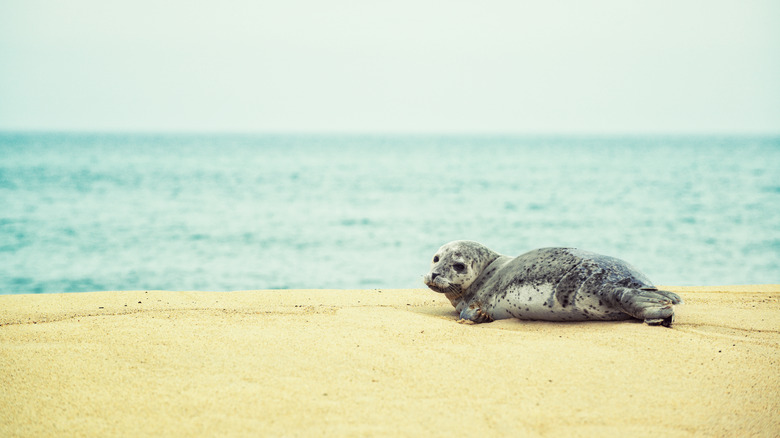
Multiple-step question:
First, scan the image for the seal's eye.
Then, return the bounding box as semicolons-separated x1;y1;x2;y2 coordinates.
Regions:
453;263;466;273
433;256;439;263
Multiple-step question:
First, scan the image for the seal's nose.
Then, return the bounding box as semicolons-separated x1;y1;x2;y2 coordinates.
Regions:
431;272;439;280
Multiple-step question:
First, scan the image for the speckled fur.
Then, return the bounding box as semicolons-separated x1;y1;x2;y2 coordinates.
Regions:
423;241;682;326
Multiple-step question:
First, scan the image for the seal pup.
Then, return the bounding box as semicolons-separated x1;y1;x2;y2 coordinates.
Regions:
423;240;682;327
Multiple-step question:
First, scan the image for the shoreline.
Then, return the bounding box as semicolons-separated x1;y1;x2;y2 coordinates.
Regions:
2;286;778;436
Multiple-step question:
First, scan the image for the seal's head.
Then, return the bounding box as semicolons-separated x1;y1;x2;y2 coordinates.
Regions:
424;240;499;299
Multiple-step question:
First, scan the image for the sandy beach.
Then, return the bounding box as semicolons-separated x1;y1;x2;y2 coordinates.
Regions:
1;285;778;437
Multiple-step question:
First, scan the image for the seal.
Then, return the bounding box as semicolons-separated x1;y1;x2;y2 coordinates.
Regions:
423;240;682;327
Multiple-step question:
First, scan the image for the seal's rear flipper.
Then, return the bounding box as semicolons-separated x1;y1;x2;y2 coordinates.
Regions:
640;287;683;304
607;287;682;327
644;315;674;327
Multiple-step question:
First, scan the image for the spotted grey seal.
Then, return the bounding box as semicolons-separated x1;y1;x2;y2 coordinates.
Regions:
424;240;682;327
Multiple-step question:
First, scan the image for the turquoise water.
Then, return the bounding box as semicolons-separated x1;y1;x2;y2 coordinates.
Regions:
1;133;778;293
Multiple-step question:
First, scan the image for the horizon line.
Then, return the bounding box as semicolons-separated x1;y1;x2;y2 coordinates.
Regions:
1;129;779;138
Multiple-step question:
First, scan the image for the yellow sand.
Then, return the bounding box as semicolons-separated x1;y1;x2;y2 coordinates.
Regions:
1;286;778;437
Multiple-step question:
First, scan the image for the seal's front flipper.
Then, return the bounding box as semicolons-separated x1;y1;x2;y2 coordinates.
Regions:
607;287;682;327
458;303;493;324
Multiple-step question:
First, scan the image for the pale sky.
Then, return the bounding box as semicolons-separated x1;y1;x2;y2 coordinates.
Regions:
1;0;778;134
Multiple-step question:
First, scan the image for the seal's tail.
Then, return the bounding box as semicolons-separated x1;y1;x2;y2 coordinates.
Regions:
609;287;683;327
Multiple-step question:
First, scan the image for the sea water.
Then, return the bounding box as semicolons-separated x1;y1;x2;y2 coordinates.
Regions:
1;133;778;294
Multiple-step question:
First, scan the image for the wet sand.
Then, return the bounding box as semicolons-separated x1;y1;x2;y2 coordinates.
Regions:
1;285;778;437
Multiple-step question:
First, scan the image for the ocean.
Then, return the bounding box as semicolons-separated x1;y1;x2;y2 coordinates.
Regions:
1;133;778;294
